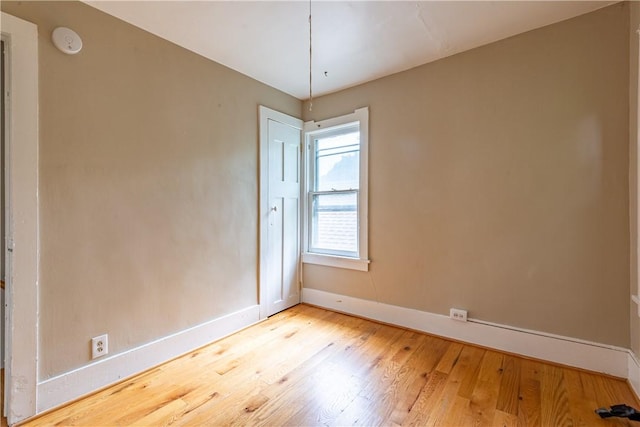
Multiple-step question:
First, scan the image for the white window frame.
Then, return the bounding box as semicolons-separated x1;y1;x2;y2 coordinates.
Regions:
302;107;369;272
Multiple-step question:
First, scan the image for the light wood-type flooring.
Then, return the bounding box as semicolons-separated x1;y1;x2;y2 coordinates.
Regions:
21;304;640;426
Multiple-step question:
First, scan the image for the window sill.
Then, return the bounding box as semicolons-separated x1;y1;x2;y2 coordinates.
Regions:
302;252;370;272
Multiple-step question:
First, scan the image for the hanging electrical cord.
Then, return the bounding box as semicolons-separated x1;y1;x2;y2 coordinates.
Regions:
308;0;313;111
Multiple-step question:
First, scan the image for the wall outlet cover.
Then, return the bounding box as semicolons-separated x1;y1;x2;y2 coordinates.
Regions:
91;334;108;359
450;308;468;322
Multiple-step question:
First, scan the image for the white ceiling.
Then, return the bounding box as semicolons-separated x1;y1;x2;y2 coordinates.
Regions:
85;1;616;100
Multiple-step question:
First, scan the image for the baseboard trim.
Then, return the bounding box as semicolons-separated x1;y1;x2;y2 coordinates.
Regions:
302;288;629;378
36;305;260;413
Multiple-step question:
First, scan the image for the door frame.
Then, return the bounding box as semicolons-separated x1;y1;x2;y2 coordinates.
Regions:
258;106;302;319
1;12;39;424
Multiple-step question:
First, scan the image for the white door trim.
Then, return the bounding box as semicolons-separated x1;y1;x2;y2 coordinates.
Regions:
1;12;39;425
258;106;302;320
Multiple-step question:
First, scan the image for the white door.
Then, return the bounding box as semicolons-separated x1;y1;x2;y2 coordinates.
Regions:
259;107;302;318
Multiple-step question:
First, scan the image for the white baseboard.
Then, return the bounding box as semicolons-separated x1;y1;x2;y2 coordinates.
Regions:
36;305;260;413
302;288;629;378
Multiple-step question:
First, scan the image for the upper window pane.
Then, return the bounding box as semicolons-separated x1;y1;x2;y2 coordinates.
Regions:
315;130;360;191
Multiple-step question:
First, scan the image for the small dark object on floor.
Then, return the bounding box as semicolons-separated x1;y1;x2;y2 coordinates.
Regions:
596;404;640;421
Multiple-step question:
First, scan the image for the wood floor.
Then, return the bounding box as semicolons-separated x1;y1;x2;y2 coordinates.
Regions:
21;304;640;426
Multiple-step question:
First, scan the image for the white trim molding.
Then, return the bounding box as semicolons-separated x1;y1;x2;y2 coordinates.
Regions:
302;252;370;272
1;12;39;425
37;305;260;414
302;288;630;379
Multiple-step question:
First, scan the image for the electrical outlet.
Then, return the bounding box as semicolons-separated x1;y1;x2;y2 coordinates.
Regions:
450;308;468;322
91;334;108;359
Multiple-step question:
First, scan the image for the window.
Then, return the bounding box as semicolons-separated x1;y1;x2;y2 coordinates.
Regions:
303;107;369;271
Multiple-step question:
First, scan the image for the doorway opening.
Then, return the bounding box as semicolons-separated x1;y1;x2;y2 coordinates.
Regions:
0;37;6;427
1;11;39;425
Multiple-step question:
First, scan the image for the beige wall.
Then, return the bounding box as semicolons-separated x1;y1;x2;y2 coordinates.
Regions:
303;3;630;347
631;0;640;357
1;1;300;379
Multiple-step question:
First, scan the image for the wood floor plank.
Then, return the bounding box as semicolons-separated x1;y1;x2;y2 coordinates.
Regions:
517;359;543;426
129;398;188;427
20;304;640;427
540;364;571;427
439;394;472;426
353;332;432;424
492;408;519;427
387;335;451;425
434;341;464;374
456;345;486;400
496;355;521;416
408;346;484;426
402;369;449;426
467;350;504;426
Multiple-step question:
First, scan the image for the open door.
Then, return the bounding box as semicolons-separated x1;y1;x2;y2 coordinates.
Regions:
259;107;303;318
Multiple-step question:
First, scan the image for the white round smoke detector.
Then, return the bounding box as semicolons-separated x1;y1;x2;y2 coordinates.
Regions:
52;27;83;55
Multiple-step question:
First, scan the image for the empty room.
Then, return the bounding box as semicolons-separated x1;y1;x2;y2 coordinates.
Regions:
2;0;640;425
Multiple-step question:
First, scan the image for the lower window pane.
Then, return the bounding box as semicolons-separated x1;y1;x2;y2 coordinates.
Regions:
311;192;358;255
